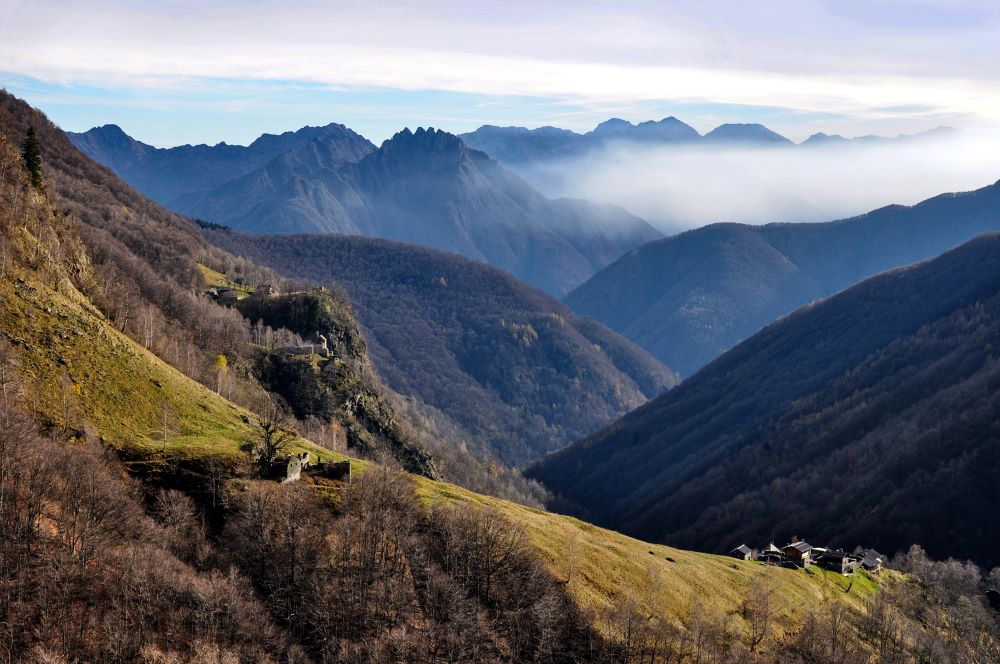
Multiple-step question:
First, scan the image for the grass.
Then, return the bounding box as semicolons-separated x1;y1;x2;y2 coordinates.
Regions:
196;263;254;294
2;265;898;646
0;268;333;472
414;476;892;640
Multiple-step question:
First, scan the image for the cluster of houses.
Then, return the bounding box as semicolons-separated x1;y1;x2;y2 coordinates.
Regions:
730;539;886;576
268;451;352;484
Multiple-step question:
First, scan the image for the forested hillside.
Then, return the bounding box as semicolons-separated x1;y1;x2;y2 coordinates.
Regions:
533;234;1000;568
207;231;678;466
566;180;1000;375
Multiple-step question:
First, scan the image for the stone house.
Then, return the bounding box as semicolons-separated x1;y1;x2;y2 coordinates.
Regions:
861;549;886;573
814;549;861;575
782;540;814;567
312;456;352;482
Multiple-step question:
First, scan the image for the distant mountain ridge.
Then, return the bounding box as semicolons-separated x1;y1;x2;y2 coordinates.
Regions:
205;230;678;466
566;178;1000;376
68;122;375;204
801;126;955;146
459;117;701;164
459;118;948;166
179;127;661;295
71;123;661;296
531;233;1000;567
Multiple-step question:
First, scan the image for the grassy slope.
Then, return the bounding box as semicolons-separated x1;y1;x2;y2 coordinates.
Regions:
415;477;891;641
0;265;327;469
1;261;894;644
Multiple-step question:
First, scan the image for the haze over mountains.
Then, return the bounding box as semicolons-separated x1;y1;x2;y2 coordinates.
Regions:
532;233;1000;568
207;231;677;466
71;124;660;296
466;120;997;232
568;179;1000;376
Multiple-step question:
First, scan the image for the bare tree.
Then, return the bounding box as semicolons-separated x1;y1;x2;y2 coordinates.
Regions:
0;340;21;407
58;368;79;435
827;602;850;660
741;578;773;654
247;397;296;470
157;399;178;452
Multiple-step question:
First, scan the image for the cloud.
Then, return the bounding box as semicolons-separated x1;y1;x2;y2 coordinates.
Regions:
3;0;1000;136
515;131;1000;232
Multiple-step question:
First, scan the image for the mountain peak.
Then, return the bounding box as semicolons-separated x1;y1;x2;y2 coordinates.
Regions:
67;123;151;162
633;116;701;141
381;127;466;153
704;123;792;144
77;123;143;147
590;118;634;135
91;123;129;136
802;132;848;146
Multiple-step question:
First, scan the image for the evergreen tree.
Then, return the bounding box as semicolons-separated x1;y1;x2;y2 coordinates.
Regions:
21;126;42;189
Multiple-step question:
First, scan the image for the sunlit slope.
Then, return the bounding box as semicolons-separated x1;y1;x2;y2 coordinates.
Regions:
415;477;890;640
0;258;894;642
0;266;327;467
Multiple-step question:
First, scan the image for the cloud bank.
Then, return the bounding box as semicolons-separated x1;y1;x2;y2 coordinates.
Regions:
515;131;1000;232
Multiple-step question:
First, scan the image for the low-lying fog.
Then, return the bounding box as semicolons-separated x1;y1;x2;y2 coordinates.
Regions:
516;131;1000;233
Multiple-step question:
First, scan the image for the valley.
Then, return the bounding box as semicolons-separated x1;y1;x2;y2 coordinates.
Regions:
3;2;1000;655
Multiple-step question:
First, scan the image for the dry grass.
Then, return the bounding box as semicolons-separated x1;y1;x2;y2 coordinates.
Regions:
415;476;893;640
0;268;329;470
2;265;899;646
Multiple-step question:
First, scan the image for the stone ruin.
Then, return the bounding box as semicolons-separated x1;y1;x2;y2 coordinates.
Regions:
268;451;351;484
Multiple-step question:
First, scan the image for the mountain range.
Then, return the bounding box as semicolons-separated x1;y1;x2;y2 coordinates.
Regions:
459;118;950;167
206;231;677;466
68;122;375;204
531;233;1000;568
566;179;1000;376
459;119;785;166
71;124;661;296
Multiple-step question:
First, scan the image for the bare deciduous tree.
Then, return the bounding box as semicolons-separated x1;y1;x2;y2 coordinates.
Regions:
741;578;773;654
246;396;296;470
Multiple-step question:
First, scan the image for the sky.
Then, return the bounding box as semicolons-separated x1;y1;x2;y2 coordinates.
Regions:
3;0;1000;147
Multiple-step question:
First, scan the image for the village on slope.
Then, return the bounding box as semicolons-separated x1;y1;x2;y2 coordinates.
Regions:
731;538;887;576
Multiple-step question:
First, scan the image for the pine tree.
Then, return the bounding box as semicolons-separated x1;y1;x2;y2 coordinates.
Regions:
21;126;42;190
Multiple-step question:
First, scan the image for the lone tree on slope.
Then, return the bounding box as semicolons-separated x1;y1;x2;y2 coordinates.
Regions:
246;395;297;471
21;126;42;190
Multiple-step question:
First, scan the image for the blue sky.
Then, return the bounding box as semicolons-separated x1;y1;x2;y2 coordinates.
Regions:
3;0;999;147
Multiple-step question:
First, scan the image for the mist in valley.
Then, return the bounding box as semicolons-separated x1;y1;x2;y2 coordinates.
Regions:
516;130;1000;233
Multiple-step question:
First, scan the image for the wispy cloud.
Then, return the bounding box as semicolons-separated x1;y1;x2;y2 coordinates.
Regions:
2;0;999;143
